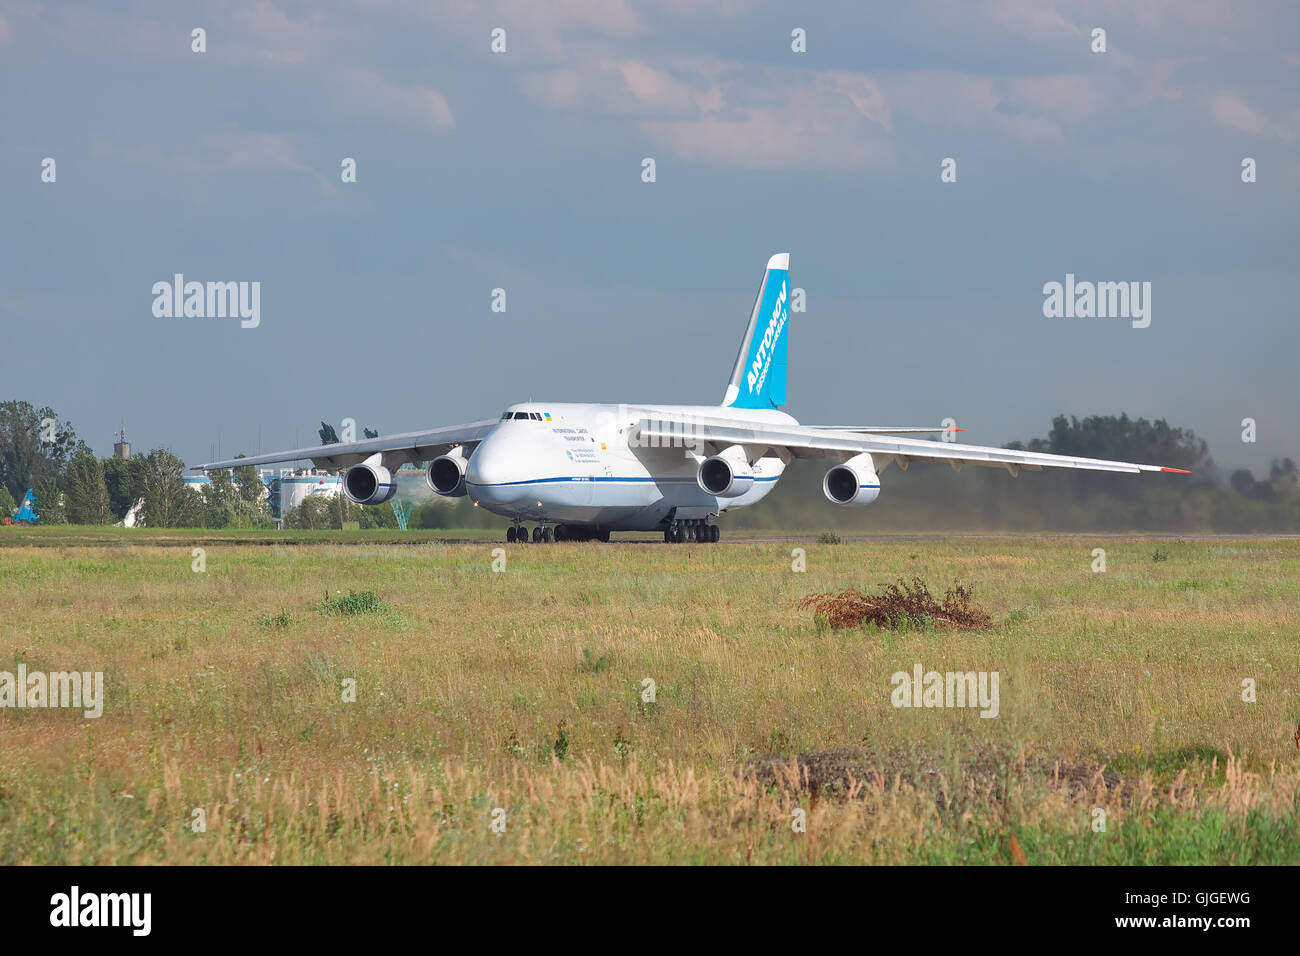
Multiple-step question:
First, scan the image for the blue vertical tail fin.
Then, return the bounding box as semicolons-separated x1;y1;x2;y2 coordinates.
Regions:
722;253;789;410
14;489;38;523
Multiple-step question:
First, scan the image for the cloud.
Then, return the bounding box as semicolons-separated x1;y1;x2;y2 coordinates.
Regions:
648;70;894;172
983;0;1085;40
0;14;9;45
335;71;455;133
92;127;336;196
610;59;712;114
432;0;648;61
1209;90;1271;135
240;0;330;65
525;56;894;170
535;0;647;37
526;58;721;116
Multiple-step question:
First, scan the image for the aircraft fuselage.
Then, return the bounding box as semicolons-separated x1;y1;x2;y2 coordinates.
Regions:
466;403;796;531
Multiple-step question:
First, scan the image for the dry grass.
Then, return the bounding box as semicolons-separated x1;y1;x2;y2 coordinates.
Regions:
0;535;1297;864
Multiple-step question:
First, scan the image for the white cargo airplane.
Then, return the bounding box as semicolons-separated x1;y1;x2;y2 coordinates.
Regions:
198;253;1188;542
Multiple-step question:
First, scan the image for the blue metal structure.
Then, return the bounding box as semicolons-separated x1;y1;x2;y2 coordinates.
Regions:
390;498;413;530
7;489;38;525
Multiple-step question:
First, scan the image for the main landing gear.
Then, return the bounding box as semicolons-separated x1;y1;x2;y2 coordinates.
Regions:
664;520;719;544
507;523;609;543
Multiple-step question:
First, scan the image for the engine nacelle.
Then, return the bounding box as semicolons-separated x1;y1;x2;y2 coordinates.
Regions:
823;453;881;506
427;448;469;497
343;454;397;505
697;445;755;498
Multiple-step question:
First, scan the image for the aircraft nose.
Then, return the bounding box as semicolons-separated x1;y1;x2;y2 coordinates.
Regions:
465;436;521;504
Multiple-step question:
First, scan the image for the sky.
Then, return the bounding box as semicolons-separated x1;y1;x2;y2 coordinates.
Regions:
2;0;1297;473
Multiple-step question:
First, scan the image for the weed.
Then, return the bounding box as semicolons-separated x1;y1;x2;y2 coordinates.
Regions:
320;590;385;615
798;578;994;631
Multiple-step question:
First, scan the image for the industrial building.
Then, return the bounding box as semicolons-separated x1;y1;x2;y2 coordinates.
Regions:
181;465;431;527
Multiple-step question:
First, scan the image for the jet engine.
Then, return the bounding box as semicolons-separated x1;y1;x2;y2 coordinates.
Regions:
343;454;397;505
823;453;881;506
697;445;755;498
427;448;470;497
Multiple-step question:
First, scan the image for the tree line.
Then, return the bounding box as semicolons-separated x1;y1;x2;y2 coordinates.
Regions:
0;400;271;528
734;414;1299;532
3;400;1295;531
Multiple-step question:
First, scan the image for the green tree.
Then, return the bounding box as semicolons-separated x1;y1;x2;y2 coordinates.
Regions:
1004;413;1212;498
102;455;142;521
285;495;344;529
1043;413;1209;471
281;494;392;530
200;468;237;527
0;484;15;517
227;456;272;525
232;456;265;503
138;449;202;527
229;494;274;528
65;451;111;524
33;475;66;524
319;422;377;443
360;501;399;529
328;494;359;528
0;400;86;504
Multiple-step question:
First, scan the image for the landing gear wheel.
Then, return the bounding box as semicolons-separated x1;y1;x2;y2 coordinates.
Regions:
542;526;553;543
673;525;684;544
554;525;566;542
531;526;541;543
710;525;720;543
664;528;672;544
597;529;611;542
506;527;517;543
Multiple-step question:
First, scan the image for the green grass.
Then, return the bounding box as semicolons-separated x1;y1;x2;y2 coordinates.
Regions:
320;589;386;616
0;524;505;548
0;533;1296;864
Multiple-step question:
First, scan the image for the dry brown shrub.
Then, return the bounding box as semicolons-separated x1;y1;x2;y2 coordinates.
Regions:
798;577;994;631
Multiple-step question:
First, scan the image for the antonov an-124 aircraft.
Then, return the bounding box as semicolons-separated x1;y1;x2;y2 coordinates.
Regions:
198;254;1188;543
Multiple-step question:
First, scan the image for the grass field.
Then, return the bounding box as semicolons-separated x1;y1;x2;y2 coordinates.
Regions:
0;532;1296;864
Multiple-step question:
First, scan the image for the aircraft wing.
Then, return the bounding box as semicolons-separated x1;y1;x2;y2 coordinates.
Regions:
636;416;1190;476
195;420;498;472
805;425;964;435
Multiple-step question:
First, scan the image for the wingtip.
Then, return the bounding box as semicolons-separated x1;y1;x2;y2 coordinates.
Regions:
1160;467;1191;474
